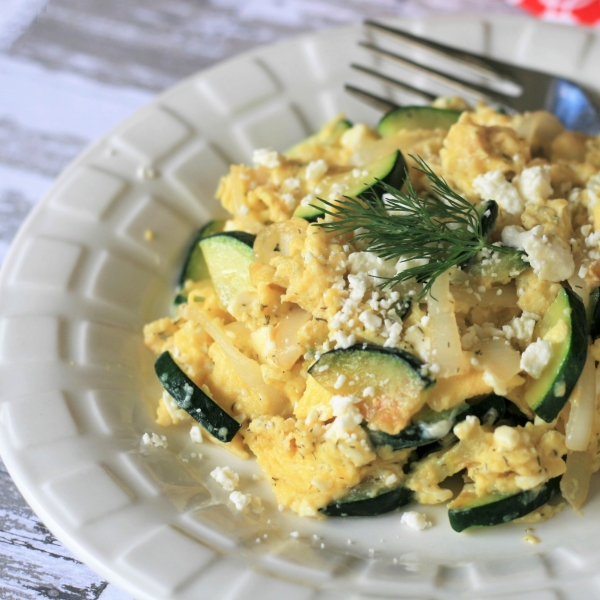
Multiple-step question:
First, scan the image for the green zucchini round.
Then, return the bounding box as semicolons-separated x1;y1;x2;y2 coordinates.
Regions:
524;287;588;422
321;479;414;517
448;477;561;532
293;150;408;221
154;351;241;443
377;106;462;137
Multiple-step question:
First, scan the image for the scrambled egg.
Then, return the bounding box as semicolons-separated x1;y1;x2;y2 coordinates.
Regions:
144;101;600;521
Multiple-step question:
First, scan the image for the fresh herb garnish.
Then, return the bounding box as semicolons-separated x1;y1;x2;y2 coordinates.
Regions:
314;156;519;299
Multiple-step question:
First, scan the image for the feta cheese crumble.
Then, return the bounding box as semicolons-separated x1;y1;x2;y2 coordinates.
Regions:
210;466;239;491
190;425;203;444
253;148;281;169
229;491;251;511
514;165;552;205
142;432;168;448
472;169;523;215
306;159;328;181
400;511;432;530
520;339;553;379
501;225;575;282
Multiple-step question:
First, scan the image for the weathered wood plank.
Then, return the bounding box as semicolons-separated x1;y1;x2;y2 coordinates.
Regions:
10;0;518;92
0;459;122;599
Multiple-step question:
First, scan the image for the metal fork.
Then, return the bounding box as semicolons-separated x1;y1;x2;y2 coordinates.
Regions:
347;20;600;135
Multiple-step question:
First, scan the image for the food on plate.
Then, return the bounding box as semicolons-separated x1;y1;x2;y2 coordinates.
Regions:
143;98;600;529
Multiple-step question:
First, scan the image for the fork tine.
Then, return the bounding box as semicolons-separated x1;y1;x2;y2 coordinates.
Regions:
344;84;399;112
364;20;515;85
359;41;512;109
351;63;436;103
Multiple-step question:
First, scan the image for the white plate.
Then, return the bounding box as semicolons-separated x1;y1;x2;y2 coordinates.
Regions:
1;15;600;600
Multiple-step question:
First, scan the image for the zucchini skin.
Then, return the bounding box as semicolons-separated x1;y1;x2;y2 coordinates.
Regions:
525;287;588;422
294;150;408;222
369;393;506;450
479;200;498;240
199;231;256;309
448;477;561;532
308;343;433;387
589;286;600;340
320;485;414;517
177;220;225;287
154;351;241;443
377;106;462;136
202;230;256;248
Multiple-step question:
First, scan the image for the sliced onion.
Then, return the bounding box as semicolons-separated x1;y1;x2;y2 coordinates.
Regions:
192;307;289;410
451;283;518;309
428;271;466;378
476;338;521;382
273;306;311;370
568;270;589;307
566;349;596;451
561;450;592;511
229;165;247;214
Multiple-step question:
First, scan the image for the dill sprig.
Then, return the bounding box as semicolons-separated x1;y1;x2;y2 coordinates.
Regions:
314;155;519;299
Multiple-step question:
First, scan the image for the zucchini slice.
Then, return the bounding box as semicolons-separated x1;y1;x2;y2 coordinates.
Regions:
155;351;241;443
588;286;600;340
464;250;529;286
177;220;226;288
308;344;434;435
377;106;462;137
285;117;352;161
524;287;588;422
321;472;414;517
199;231;256;309
394;297;412;320
479;199;498;240
368;393;506;450
448;477;561;532
293;150;407;221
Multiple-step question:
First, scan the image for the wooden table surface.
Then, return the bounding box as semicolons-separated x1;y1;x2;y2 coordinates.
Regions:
0;0;521;598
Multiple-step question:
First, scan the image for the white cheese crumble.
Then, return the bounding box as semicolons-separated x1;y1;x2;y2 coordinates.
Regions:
283;177;300;190
281;192;296;208
190;425;203;444
400;511;432;530
253;148;280;168
502;225;574;282
520;339;553;379
306;159;328;181
472;169;523;215
300;193;315;206
514;165;552;204
142;432;168;448
359;310;383;331
325;395;363;440
210;466;239;491
502;312;540;344
333;374;347;389
229;491;251;511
